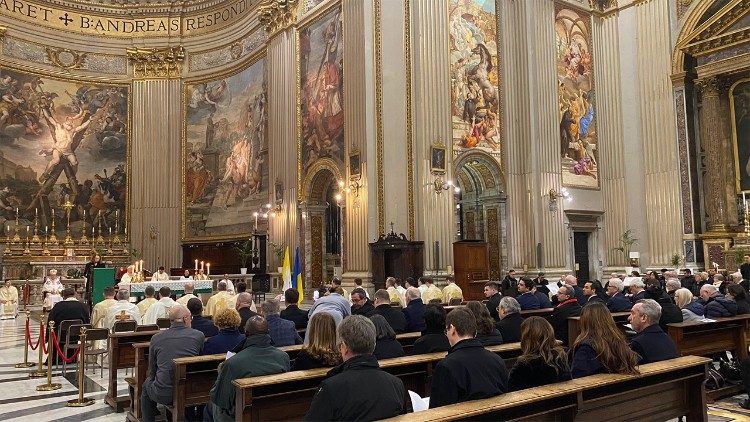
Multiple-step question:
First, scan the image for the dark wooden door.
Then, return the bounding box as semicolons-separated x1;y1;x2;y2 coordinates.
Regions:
573;232;590;282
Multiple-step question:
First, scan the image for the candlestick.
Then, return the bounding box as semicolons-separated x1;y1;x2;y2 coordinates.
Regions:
207;263;210;276
42;233;50;256
195;259;199;271
63;201;73;245
49;210;57;244
4;224;11;255
201;261;204;271
96;212;104;243
12;210;19;242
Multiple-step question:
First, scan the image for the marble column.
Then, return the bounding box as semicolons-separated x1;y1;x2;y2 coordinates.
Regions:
411;0;455;274
696;76;733;232
130;79;182;269
267;26;299;270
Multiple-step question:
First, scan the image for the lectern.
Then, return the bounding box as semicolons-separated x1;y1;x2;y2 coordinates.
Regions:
453;240;489;301
92;267;115;307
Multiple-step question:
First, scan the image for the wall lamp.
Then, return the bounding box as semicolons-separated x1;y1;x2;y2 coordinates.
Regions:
548;188;571;212
434;176;460;195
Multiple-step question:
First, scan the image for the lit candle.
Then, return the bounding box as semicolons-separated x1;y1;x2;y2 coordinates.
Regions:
92;226;95;236
26;225;29;234
201;261;204;271
109;227;112;236
35;208;38;217
195;259;198;271
5;224;8;234
206;263;210;276
140;260;144;273
45;225;48;234
51;209;55;219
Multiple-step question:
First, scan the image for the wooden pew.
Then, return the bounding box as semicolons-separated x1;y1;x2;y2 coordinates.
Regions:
168;332;422;422
126;342;150;422
520;307;554;318
567;311;630;346
233;343;525;421
667;314;750;400
106;330;160;412
381;355;710;422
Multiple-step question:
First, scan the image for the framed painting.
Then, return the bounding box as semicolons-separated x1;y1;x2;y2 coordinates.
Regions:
182;53;268;241
731;79;750;193
349;151;361;180
431;144;447;174
0;64;129;240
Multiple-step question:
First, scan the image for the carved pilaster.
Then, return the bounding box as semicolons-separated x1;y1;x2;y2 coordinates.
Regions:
696;76;734;232
259;0;298;36
126;46;185;79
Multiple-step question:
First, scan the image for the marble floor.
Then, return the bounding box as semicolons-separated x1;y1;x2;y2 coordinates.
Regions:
2;315;750;422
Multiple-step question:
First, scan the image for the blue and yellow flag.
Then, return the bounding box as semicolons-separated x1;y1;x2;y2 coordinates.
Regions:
291;246;304;304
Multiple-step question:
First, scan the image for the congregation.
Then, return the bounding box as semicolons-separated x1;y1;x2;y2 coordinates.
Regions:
29;256;745;421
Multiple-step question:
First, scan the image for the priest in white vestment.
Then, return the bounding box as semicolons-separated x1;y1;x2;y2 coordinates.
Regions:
91;287;117;328
0;280;19;319
179;270;193;281
106;289;141;329
143;286;177;324
151;266;170;282
218;275;235;294
43;269;63;309
120;265;135;284
176;282;198;306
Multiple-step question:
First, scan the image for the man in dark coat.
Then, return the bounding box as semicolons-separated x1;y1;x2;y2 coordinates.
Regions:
495;296;524;343
205;315;290;422
516;277;541;310
564;275;587;306
372;289;407;333
605;278;633;312
582;281;606;306
484;281;502;321
700;284;738;317
142;305;204;422
680;269;699;296
402;287;426;332
546;285;582;346
628;299;678;364
305;316;408;421
235;292;258;330
280;289;309;329
350;288;375;316
47;288;91;364
501;270;518;298
187;298;219;337
430;308;508;408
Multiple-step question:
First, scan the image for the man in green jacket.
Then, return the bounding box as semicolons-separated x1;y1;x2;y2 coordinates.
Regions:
204;315;290;422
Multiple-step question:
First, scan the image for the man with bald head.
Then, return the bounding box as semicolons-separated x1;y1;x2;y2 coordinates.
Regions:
235;292;258;331
142;305;204;422
205;315;290;422
564;275;586;306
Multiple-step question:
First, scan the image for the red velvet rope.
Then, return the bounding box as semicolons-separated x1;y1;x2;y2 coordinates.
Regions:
50;331;80;364
24;319;43;351
41;324;48;354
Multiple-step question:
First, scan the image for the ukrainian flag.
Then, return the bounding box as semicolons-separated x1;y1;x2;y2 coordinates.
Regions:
291;246;304;304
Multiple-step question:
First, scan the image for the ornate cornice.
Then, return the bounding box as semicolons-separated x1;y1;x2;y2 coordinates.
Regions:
126;46;185;79
258;0;298;35
683;27;750;57
695;76;731;98
45;47;88;70
589;0;617;13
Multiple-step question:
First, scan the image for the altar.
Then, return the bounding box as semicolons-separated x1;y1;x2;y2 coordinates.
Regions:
119;280;213;299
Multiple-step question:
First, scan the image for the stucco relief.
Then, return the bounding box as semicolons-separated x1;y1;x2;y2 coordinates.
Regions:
2;37;126;75
189;31;267;72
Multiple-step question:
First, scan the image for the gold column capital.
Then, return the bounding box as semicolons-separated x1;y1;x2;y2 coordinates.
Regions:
695;76;730;98
259;0;298;36
126;46;185;80
0;26;6;41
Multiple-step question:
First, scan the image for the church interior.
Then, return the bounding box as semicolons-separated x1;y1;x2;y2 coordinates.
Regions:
1;0;750;420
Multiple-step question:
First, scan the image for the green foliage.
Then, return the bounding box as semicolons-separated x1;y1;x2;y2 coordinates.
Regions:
128;248;142;259
613;229;638;257
269;242;284;263
670;254;683;268
233;239;254;267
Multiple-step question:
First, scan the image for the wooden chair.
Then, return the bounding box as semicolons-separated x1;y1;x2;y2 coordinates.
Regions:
82;328;109;377
136;324;159;332
113;320;137;333
156;318;171;329
54;319;83;369
449;298;463;305
62;323;92;375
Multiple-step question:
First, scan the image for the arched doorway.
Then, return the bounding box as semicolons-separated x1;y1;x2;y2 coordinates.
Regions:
454;151;507;278
301;159;343;289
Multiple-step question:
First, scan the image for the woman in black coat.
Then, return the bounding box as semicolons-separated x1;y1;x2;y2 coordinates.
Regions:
644;282;682;331
508;317;571;391
291;313;341;370
412;304;451;354
467;301;504;345
371;314;405;360
727;284;750;315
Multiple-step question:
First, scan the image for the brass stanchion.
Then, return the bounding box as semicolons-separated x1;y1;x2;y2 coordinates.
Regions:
28;316;47;378
67;328;94;407
36;320;61;391
15;310;35;368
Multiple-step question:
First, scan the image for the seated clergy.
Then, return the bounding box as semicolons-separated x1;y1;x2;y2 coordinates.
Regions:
205;315;290;422
218;274;235;294
137;286;158;317
106;289;141;329
371;289;407;334
260;299;302;347
385;277;405;307
442;275;464;304
179;270;193;281
151;266;170;282
304;316;407;421
143;286;177;325
91;287;117;328
141;306;204;421
187;297;219;338
120;265;135;284
350;288;375;316
495;296;524;343
421;277;443;303
280;288;309;329
205;281;232;317
176;282;198;306
43;269;63;309
429;308;508;408
0;280;19;320
628;299;678;364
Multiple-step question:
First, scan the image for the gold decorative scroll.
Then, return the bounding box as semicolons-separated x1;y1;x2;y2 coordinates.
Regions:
127;46;185;79
258;0;298;35
45;47;87;70
0;0;251;38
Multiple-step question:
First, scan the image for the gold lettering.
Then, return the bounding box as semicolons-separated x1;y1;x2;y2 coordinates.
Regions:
122;21;134;33
107;19;119;32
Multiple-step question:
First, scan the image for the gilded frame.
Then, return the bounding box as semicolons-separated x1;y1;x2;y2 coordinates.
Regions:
0;61;132;242
431;144;447;174
180;48;268;242
296;0;344;202
349;150;361;180
730;77;750;194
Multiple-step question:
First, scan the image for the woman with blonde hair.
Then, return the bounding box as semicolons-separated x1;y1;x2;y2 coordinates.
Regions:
569;302;639;378
508;317;571;391
674;288;704;321
292;312;341;370
202;308;245;355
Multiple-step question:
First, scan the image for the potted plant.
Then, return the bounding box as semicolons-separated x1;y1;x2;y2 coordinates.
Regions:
613;229;638;264
670;253;683;272
270;242;285;273
233;239;254;275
